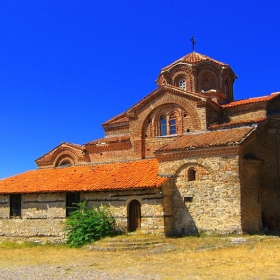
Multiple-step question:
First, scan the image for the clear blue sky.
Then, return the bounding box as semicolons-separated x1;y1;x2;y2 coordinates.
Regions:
1;1;280;179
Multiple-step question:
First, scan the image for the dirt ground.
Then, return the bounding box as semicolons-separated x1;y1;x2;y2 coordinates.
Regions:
0;235;279;279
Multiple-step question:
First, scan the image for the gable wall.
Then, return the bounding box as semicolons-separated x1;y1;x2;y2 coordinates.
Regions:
36;143;86;169
129;91;206;159
87;145;137;163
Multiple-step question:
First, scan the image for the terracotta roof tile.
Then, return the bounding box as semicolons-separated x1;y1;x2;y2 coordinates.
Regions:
222;92;280;108
161;52;228;72
156;127;255;152
209;117;268;129
0;159;167;194
85;135;130;146
102;112;128;126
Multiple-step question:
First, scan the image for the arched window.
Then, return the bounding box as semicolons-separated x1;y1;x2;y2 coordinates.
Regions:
159;113;177;136
199;72;217;92
179;79;186;89
188;168;196;181
224;80;227;95
60;160;71;167
169;114;177;134
160;115;167;136
55;156;74;167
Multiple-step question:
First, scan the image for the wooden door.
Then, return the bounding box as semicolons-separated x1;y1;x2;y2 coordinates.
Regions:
128;200;141;231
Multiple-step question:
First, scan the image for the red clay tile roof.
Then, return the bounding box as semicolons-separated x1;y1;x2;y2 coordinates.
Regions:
0;159;167;194
85;135;130;146
161;52;228;72
209;117;268;129
156;127;255;152
102;112;129;126
222;92;280;108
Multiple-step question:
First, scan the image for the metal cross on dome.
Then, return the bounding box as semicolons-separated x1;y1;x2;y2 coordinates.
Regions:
190;36;196;52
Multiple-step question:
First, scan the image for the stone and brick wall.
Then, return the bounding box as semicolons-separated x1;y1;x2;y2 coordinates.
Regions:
158;154;243;235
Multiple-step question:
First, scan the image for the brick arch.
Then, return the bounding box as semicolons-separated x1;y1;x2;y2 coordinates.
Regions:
152;104;184;136
170;159;218;181
135;94;202;138
158;66;194;90
169;66;193;80
55;155;75;167
52;147;80;167
172;71;192;92
197;70;218;92
125;196;143;207
173;73;186;87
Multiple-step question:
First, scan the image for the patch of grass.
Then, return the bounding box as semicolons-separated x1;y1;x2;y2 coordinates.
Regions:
0;235;279;279
0;242;41;249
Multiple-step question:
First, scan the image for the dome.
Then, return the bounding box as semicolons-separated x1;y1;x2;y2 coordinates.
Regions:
160;52;229;73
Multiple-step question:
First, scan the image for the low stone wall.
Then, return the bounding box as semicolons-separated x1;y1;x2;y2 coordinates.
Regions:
0;193;67;243
0;219;65;244
84;188;165;235
0;188;166;243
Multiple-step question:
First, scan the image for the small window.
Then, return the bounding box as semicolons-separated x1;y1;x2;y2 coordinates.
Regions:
60;160;71;167
10;194;21;218
179;79;186;89
66;192;80;216
188;168;196;181
160;115;167;136
55;158;73;168
184;197;193;203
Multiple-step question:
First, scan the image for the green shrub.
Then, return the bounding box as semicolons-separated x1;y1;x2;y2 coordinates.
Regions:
64;201;116;247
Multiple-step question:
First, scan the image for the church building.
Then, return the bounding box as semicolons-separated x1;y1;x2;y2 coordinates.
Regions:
0;50;280;243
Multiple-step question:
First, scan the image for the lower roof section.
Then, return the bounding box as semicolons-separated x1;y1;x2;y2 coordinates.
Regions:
155;126;255;152
0;159;168;194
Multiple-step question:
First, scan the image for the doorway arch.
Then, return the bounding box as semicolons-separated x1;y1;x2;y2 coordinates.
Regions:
128;200;141;232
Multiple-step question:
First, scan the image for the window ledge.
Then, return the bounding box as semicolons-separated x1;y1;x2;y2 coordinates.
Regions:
156;134;178;138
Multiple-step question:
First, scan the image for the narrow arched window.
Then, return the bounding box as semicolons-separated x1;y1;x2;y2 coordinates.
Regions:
224;80;229;96
188;168;196;181
160;115;167;136
169;114;177;135
179;79;186;89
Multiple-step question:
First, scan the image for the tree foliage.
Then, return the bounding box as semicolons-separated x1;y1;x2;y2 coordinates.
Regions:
64;201;116;247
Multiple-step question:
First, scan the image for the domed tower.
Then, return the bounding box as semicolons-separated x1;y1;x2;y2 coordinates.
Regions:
156;52;237;103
